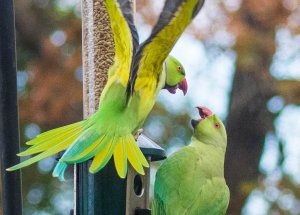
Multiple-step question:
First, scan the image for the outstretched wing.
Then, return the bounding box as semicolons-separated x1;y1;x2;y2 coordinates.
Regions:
105;0;139;82
127;0;205;94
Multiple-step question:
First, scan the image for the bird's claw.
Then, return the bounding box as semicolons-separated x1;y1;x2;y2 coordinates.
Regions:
134;128;143;140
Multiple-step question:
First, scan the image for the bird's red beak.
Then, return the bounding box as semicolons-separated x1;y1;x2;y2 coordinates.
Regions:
178;78;188;95
197;106;213;118
191;106;213;128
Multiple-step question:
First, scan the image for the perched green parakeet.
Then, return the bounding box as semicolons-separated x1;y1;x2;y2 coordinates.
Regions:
7;0;205;179
152;107;230;215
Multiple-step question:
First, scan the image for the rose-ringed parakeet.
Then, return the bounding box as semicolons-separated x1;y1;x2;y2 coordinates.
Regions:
7;0;205;179
152;107;230;215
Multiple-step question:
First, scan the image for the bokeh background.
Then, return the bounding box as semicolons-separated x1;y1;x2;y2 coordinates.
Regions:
1;0;300;214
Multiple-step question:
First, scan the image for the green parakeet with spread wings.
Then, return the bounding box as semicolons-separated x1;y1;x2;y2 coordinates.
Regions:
7;0;205;179
152;107;230;215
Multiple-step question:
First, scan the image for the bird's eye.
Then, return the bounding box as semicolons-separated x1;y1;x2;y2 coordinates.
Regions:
177;66;182;71
214;122;220;128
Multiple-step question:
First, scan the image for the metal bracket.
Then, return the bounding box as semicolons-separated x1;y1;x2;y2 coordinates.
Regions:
138;134;167;162
135;208;151;215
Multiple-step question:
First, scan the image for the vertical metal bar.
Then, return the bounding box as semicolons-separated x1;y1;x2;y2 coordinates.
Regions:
0;0;23;214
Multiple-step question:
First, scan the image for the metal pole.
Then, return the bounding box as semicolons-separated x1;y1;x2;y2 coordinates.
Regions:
0;0;23;214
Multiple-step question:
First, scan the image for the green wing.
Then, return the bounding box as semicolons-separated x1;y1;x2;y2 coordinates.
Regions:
153;147;204;215
127;0;205;95
105;0;139;82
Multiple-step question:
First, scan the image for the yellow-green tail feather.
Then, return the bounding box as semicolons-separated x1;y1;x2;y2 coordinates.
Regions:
126;135;145;175
7;119;150;179
18;127;82;156
26;122;83;146
6;133;79;171
89;136;119;173
113;138;127;178
60;134;108;163
127;135;149;168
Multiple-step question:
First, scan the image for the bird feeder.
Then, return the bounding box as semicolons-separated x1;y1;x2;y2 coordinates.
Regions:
74;135;166;215
127;134;166;215
74;0;166;214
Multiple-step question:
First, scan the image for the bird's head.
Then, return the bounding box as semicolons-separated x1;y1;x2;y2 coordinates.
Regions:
191;106;227;148
163;55;188;95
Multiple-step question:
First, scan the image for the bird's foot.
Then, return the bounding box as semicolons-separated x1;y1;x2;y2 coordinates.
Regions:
134;128;143;140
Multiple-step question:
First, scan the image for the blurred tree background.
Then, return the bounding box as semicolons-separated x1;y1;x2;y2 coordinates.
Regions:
1;0;299;214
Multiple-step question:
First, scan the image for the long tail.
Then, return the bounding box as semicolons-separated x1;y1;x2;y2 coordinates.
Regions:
59;132;149;179
7;120;149;180
6;121;88;172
